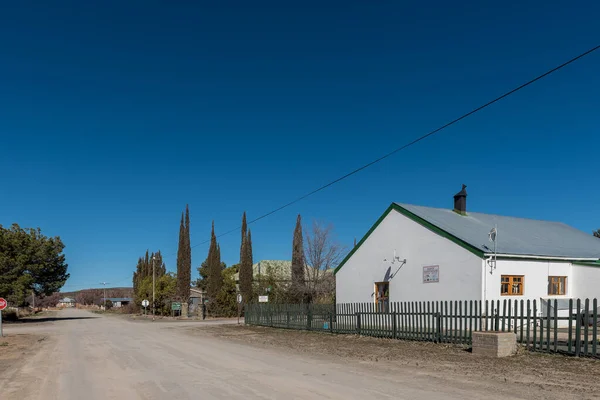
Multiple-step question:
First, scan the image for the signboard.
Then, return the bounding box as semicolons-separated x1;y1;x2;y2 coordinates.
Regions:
237;294;243;304
171;302;182;311
141;299;149;308
0;298;5;337
423;265;439;283
258;295;269;303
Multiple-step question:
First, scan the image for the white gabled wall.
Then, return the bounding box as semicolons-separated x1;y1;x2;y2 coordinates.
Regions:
571;265;600;300
336;209;482;304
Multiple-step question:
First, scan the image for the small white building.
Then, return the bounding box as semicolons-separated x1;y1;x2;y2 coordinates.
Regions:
57;297;76;308
335;186;600;310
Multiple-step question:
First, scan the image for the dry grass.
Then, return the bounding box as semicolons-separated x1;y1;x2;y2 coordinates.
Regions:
190;324;600;400
0;334;45;365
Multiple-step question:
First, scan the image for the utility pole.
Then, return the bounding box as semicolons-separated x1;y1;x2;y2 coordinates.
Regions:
32;290;35;310
100;282;109;310
152;255;156;321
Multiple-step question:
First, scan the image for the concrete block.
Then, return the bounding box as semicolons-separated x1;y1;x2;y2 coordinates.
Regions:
472;331;516;358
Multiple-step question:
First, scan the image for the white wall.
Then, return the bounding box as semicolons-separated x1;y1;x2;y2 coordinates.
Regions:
571;265;600;300
336;209;482;304
483;259;572;303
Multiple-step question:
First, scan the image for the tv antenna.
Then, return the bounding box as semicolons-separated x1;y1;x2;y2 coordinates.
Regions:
383;250;407;280
487;225;498;274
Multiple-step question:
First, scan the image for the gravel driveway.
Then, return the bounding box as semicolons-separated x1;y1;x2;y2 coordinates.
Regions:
1;308;598;400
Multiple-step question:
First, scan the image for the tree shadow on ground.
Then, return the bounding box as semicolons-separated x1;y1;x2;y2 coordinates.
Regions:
5;316;99;324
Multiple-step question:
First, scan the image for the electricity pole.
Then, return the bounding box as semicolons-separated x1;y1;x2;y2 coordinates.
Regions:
100;282;109;310
152;255;156;321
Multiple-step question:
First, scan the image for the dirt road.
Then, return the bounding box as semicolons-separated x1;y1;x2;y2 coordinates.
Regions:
0;309;594;399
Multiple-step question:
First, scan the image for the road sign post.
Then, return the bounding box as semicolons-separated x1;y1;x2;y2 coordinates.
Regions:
0;298;7;337
237;294;243;325
142;299;149;316
171;302;181;317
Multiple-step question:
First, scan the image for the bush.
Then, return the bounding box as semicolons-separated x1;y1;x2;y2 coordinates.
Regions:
122;302;138;314
2;309;18;321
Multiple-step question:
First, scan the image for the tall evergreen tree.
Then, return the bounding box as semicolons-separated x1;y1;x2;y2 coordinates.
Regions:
291;214;305;301
176;206;191;301
245;230;254;299
176;212;185;299
239;213;253;303
206;221;223;301
240;211;247;260
181;204;192;301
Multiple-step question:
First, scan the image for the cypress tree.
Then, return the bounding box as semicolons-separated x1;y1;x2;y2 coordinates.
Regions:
246;230;253;267
245;230;253;299
207;221;222;301
291;214;305;302
239;213;253;303
176;211;186;300
240;211;247;261
181;204;192;301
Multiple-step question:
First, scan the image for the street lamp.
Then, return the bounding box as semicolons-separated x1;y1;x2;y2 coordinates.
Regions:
100;282;109;310
152;255;156;321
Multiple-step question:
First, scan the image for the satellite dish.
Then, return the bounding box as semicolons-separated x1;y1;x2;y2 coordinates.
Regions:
383;266;392;282
488;227;497;243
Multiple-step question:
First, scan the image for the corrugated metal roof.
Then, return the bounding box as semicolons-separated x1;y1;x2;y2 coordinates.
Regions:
395;203;600;259
59;297;75;303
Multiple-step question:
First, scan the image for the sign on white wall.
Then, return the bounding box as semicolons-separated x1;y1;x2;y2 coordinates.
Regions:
423;265;439;283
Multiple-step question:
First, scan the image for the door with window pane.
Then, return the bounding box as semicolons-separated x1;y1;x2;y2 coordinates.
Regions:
375;282;389;312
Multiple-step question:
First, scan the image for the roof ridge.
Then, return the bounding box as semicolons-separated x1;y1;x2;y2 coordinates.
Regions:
394;202;571;226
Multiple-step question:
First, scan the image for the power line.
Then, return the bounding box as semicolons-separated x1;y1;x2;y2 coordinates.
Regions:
184;44;599;252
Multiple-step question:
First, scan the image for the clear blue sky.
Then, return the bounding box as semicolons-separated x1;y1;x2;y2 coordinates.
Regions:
1;1;598;292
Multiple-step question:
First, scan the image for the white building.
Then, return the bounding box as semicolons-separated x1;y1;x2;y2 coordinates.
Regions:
335;186;600;310
57;297;76;308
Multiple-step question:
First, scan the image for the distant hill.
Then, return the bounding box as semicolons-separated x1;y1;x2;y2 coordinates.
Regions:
60;287;134;305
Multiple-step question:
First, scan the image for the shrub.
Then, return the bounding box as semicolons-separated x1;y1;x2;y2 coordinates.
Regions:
2;309;18;321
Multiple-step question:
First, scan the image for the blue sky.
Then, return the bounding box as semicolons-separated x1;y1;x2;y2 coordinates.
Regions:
1;1;598;291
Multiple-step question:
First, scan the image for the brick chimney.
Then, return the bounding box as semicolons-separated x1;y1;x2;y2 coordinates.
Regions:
453;184;467;215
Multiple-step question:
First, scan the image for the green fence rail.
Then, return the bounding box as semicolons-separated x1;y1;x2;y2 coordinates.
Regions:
245;298;600;358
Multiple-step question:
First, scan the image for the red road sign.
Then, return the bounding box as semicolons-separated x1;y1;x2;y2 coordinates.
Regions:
0;298;7;311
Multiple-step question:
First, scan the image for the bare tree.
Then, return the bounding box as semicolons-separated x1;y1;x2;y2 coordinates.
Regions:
303;220;345;303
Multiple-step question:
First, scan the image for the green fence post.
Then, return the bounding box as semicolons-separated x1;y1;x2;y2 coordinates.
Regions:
495;300;500;332
584;299;590;356
568;299;573;354
546;300;551;353
526;300;531;350
532;300;537;351
437;311;442;343
519;300;524;344
575;299;581;356
513;299;518;335
503;299;507;332
593;299;597;357
553;299;558;353
392;311;397;339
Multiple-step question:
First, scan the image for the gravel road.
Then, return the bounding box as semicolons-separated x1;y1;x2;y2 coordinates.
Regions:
0;308;582;399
